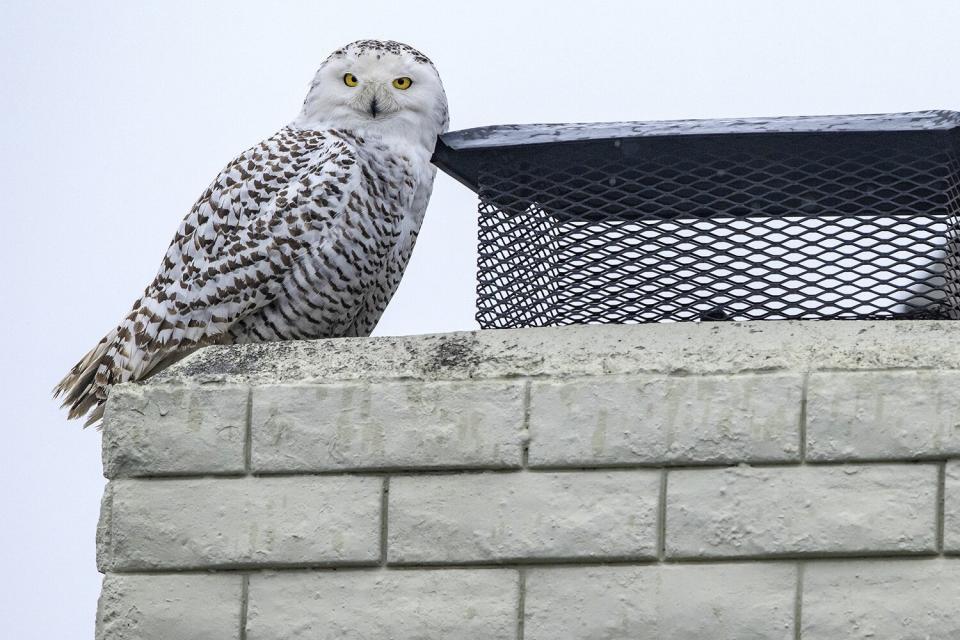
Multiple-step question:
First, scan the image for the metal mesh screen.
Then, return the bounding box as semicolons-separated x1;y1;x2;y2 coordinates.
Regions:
475;134;960;328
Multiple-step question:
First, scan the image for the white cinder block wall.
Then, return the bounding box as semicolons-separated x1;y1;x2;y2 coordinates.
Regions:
96;321;960;640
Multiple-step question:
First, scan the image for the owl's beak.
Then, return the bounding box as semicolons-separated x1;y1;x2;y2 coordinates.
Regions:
359;85;395;119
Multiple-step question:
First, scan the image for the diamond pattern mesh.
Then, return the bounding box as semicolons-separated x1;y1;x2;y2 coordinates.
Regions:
476;134;960;327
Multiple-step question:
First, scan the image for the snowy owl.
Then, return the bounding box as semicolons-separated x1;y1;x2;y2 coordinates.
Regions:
55;40;450;426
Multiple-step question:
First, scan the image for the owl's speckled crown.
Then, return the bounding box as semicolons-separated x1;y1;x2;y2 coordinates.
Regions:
327;40;433;66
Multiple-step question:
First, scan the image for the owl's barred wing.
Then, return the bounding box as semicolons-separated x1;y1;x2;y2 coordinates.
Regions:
54;128;364;425
55;38;450;427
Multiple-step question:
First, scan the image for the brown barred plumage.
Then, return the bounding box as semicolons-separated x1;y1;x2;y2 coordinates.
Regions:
54;40;449;426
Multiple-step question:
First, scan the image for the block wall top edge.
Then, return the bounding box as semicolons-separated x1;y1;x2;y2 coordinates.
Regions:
144;320;960;386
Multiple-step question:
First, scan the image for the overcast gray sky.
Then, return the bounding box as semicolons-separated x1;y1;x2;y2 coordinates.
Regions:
4;0;960;636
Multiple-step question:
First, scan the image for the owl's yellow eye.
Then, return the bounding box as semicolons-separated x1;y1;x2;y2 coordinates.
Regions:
392;77;413;90
343;73;359;87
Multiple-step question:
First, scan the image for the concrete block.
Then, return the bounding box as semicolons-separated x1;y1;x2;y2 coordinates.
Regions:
102;384;248;477
529;373;802;466
388;470;660;563
802;559;960;639
98;477;381;570
250;381;525;472
96;573;242;640
666;464;937;558
247;569;518;640
807;370;960;461
525;564;796;640
944;461;960;553
152;321;960;386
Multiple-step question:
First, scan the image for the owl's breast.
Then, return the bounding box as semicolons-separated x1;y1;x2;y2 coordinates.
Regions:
229;142;430;343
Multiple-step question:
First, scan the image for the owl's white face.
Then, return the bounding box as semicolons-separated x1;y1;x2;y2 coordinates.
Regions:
297;40;449;152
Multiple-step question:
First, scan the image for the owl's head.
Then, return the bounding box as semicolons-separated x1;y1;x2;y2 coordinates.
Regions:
297;40;449;151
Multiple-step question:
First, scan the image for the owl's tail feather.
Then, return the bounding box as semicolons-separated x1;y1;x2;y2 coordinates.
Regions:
54;312;160;428
53;326;120;427
54;309;214;428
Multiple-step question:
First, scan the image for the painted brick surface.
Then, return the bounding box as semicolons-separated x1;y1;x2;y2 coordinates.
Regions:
529;373;802;466
247;569;518;640
99;477;381;570
93;321;960;639
96;573;242;640
945;461;960;553
388;471;661;563
807;370;960;461
802;559;960;639
102;385;248;477
666;464;938;558
524;564;796;640
250;381;525;471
